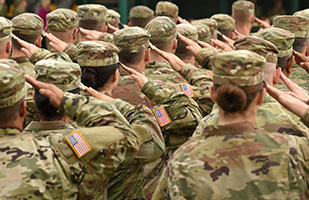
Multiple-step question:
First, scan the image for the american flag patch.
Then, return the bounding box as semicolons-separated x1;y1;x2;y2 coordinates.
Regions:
65;130;92;158
153;106;172;127
204;71;213;79
181;84;193;97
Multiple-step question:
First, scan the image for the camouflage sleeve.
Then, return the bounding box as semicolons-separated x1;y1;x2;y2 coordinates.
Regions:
30;48;53;64
195;48;213;68
113;98;165;162
301;108;309;128
98;33;114;43
151;167;169;200
63;43;77;62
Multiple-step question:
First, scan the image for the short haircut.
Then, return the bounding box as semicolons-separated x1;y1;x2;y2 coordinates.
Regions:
130;17;153;28
12;32;40;50
0;98;24;125
79;19;105;31
48;28;76;44
293;37;308;54
118;47;145;65
217;29;233;41
277;55;292;70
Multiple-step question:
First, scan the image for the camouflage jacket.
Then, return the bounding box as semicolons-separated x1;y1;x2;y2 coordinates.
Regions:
153;122;309;200
12;56;36;77
303;108;309;128
0;92;140;199
194;94;309;138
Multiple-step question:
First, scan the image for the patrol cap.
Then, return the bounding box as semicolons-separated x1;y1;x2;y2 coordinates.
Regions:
12;13;44;36
0;17;13;42
254;27;295;57
113;26;150;53
106;9;120;25
273;15;309;38
232;0;255;15
177;24;198;42
76;41;119;67
294;8;309;19
211;14;235;31
155;1;179;19
129;5;154;19
35;59;84;91
0;59;27;108
211;50;266;86
192;18;217;38
192;23;211;42
145;16;177;44
234;36;279;63
77;4;107;22
46;9;79;32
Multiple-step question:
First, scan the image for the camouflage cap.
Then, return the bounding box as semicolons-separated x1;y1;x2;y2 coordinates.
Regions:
106;9;120;25
76;41;119;67
177;24;198;42
294;8;309;19
192;23;211;42
145;16;177;44
254;27;295;57
77;4;107;22
273;15;309;38
155;1;179;19
211;50;266;86
35;59;83;91
211;14;235;31
46;9;79;32
12;13;44;36
192;19;217;38
0;17;13;42
129;5;154;19
0;59;27;108
234;36;279;63
232;0;255;15
113;26;150;53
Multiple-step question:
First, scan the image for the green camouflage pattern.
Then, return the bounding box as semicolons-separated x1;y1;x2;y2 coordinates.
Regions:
211;14;235;31
129;5;154;19
106;9;120;26
155;1;179;19
113;26;150;53
211;50;266;86
234;36;279;63
12;56;36;77
77;4;107;22
47;8;79;31
76;41;119;67
302;108;309;128
254;27;295;57
192;22;211;43
232;0;255;15
195;47;219;69
145;16;177;44
177;24;198;42
0;59;27;108
294;8;309;19
273;15;309;38
192;18;217;39
98;32;114;43
288;63;309;94
0;17;12;42
12;13;44;36
35;59;84;91
158;121;309;199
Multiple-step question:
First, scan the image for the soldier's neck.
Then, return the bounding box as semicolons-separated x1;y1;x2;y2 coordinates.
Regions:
234;23;251;36
11;49;27;58
150;50;171;62
124;62;145;74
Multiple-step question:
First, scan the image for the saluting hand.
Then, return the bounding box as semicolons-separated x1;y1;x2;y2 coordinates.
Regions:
85;87;115;102
46;33;68;52
120;64;149;89
14;36;38;58
79;28;102;41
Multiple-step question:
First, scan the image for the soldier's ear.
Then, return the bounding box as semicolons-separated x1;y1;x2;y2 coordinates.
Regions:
72;28;79;41
34;36;42;48
5;40;11;55
19;100;27;120
209;86;217;103
102;23;108;33
128;21;132;27
287;55;295;76
256;88;265;106
144;48;150;63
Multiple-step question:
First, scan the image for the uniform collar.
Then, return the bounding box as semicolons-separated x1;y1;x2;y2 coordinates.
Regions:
24;121;74;132
203;121;257;136
12;56;30;64
0;128;22;138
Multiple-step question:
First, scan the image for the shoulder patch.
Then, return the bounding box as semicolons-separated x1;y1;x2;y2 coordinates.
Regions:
204;71;213;79
180;83;194;97
65;130;92;158
153;106;172;127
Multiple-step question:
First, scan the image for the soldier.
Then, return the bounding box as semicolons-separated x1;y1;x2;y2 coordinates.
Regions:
192;18;218;39
294;8;309;57
191;22;211;43
106;9;120;31
155;1;179;23
232;0;255;37
0;59;140;199
128;5;154;28
153;50;309;200
210;14;235;40
0;17;13;59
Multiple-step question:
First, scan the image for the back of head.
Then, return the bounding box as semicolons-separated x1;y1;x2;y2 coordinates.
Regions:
192;18;217;39
155;1;179;22
77;4;107;31
232;0;255;24
0;17;13;44
191;23;211;43
145;16;177;50
129;6;154;28
211;14;235;38
0;59;27;126
76;41;119;90
106;9;120;27
113;26;150;64
211;50;265;113
176;24;198;56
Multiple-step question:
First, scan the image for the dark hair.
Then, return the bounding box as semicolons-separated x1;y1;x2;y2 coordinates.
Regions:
277;55;292;70
175;38;191;56
118;47;145;65
79;19;105;31
34;88;81;121
130;17;153;28
12;32;40;50
81;63;119;90
293;37;308;54
217;29;233;41
0;97;24;125
213;82;263;113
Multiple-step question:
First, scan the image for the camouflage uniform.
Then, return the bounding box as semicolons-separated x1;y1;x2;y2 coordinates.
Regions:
294;8;309;18
106;9;120;27
0;59;140;199
303;108;309;127
46;8;79;32
210;14;235;34
191;22;211;43
129;5;154;28
191;18;217;39
153;50;309;200
155;1;178;22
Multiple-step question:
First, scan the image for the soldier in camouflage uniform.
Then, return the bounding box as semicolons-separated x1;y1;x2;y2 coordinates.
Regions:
106;9;120;30
232;0;255;37
210;14;235;39
128;5;154;28
0;59;140;199
192;18;218;39
155;1;179;23
0;17;13;59
191;22;211;43
153;50;309;200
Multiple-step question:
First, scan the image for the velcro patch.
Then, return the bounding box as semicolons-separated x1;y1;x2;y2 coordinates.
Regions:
204;71;213;79
153;106;172;127
66;130;92;158
180;83;194;97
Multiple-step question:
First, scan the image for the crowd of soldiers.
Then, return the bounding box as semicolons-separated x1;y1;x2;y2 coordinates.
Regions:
0;0;309;199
